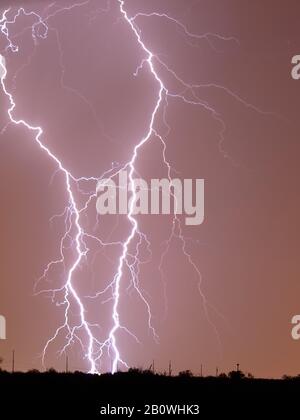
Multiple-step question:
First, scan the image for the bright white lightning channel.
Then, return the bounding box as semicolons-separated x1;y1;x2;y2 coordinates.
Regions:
0;1;269;374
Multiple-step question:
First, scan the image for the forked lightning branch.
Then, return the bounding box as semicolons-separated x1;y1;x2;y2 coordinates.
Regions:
0;0;251;373
0;0;232;373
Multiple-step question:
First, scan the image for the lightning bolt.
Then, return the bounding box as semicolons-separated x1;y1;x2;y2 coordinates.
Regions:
0;1;274;374
0;3;105;374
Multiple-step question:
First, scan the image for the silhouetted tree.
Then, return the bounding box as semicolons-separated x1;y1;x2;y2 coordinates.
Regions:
228;369;245;380
178;370;193;378
128;367;143;374
27;369;40;374
46;368;57;374
128;367;154;376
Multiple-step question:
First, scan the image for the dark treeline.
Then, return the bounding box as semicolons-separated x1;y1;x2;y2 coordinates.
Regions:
1;367;300;398
0;367;300;416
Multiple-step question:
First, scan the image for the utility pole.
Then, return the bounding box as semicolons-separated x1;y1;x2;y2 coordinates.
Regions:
65;355;69;373
168;360;172;376
12;349;15;373
216;367;218;377
200;364;203;377
237;363;240;372
152;360;155;374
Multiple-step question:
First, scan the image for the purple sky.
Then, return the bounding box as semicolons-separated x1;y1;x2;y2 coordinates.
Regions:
1;0;300;378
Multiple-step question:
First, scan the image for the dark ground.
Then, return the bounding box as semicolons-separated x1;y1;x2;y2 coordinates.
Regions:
0;369;299;417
